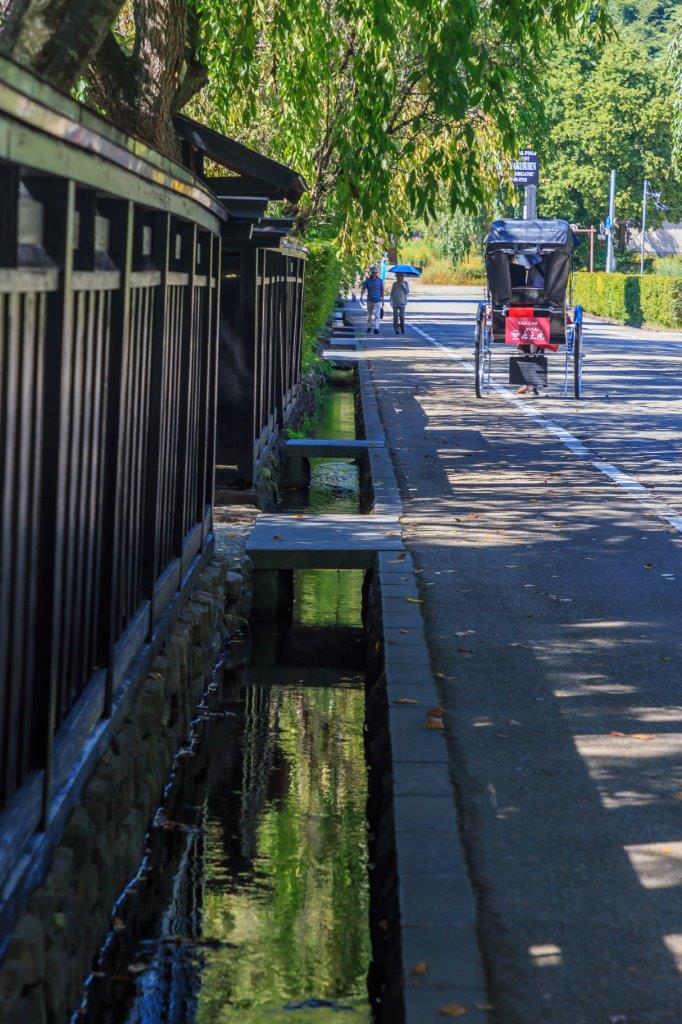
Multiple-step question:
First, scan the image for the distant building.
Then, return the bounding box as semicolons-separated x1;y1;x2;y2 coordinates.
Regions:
627;220;682;256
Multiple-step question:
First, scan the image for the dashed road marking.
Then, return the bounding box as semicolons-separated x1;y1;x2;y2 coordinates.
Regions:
408;322;682;537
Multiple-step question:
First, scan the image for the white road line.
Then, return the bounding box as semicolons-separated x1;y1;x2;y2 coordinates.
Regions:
409;322;682;536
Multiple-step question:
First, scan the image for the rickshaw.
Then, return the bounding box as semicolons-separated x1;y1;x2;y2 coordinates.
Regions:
474;219;583;399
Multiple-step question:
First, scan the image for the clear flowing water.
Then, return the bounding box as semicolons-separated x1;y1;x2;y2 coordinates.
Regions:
280;388;360;514
78;570;372;1024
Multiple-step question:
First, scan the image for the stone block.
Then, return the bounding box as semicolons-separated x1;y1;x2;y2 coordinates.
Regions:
43;846;74;899
75;861;100;912
44;938;70;1019
403;987;489;1023
4;914;44;987
4;986;47;1024
223;571;244;602
136;677;168;737
62;806;97;868
399;873;476;929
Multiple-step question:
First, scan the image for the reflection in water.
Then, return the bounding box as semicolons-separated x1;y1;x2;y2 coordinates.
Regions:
196;684;370;1023
79;570;371;1024
281;389;360;514
295;569;364;629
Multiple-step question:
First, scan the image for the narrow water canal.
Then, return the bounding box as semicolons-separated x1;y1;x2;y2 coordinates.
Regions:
279;387;359;514
78;567;373;1024
75;381;382;1023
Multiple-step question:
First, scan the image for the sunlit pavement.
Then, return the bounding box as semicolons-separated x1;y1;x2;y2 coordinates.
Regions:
364;286;682;1024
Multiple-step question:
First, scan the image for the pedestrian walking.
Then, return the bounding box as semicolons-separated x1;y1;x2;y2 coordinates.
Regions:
390;272;409;334
360;265;384;334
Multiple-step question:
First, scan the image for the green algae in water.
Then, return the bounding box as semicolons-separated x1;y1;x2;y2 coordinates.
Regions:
195;684;371;1023
310;389;357;440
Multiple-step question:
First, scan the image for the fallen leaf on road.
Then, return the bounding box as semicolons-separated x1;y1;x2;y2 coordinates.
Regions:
425;716;445;730
673;792;682;800
610;731;626;737
427;706;444;718
643;562;654;569
435;671;446;679
410;962;429;976
631;733;655;741
405;597;422;603
439;1004;467;1017
395;698;420;705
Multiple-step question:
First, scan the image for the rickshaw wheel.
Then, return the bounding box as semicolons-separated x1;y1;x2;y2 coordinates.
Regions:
475;320;491;398
573;322;583;399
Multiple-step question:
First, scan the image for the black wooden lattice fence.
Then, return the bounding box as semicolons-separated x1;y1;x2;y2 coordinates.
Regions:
216;239;306;487
0;56;223;942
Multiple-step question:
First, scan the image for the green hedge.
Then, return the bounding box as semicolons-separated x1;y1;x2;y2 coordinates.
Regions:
574;272;682;329
301;240;343;371
639;276;682;329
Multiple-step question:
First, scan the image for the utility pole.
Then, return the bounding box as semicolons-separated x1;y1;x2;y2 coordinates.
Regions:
639;181;669;272
606;169;616;272
523;184;537;220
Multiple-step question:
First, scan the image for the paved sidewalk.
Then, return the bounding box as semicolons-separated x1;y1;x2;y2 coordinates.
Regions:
364;288;682;1024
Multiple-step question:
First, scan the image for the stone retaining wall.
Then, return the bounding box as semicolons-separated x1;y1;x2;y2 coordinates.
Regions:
254;376;322;510
0;555;250;1024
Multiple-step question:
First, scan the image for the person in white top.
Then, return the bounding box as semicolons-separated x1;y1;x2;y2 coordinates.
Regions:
390;273;410;334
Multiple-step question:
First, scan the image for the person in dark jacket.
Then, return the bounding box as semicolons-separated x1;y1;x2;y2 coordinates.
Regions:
360;265;384;334
390;273;409;334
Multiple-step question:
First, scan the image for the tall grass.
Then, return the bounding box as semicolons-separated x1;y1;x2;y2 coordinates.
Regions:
655;256;682;276
399;240;485;285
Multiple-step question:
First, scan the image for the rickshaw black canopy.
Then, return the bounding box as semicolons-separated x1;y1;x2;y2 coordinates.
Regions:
485;219;574;307
485;219;574;254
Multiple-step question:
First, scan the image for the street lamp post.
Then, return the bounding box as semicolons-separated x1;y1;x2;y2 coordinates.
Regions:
639;180;668;274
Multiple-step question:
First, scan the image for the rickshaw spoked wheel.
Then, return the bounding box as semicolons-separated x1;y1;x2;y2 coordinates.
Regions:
573;322;583;399
475;320;491;398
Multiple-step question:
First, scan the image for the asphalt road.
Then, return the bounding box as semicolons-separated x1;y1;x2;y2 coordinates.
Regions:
365;286;682;1024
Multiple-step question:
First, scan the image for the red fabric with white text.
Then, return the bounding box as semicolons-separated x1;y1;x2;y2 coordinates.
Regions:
504;312;556;350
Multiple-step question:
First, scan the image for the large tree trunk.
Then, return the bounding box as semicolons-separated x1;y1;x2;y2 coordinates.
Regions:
0;0;124;91
0;0;207;157
86;0;207;157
